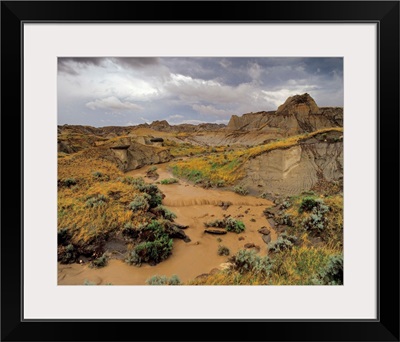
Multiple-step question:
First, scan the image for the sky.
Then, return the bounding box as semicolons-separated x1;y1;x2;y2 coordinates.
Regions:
58;57;343;127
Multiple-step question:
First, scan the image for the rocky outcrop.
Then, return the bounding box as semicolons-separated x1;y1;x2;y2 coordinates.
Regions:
134;121;226;134
109;139;171;171
276;93;320;116
241;130;343;196
148;120;171;131
319;107;343;126
226;94;342;136
227;111;277;131
58;124;133;137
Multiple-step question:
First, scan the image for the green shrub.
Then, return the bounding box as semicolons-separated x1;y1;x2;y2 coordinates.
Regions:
299;197;323;213
301;200;330;233
205;217;245;234
59;178;77;187
225;217;245;233
153;205;177;220
146;274;181;285
85;194;108;208
133;181;163;208
268;233;297;253
58;243;78;264
84;279;96;285
126;221;173;266
141;220;165;238
168;274;181;285
126;235;173;266
230;249;272;276
302;212;327;232
316;254;343;285
233;185;249;196
92;171;109;181
129;193;151;212
146;275;168;285
90;254;108;268
122;176;143;186
277;213;293;227
160;178;179;184
217;245;230;256
148;166;158;172
280;200;292;210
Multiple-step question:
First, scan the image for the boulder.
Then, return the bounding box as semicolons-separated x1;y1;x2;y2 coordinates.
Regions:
262;234;272;244
204;229;227;235
267;219;276;228
163;222;191;242
175;223;189;230
258;227;271;235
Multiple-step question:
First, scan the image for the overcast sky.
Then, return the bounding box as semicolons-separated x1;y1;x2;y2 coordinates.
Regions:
58;57;343;127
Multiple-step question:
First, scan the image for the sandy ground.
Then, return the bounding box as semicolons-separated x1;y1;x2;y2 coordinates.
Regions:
58;163;275;285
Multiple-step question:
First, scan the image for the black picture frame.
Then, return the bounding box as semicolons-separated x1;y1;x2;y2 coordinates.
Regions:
1;1;399;341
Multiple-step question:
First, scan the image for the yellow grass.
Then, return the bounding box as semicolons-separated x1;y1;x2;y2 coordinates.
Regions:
58;154;144;244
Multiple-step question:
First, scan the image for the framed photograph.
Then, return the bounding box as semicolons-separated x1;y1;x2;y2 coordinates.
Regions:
1;1;399;341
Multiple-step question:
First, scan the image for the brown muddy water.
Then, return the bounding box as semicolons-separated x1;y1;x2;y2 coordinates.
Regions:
58;163;275;285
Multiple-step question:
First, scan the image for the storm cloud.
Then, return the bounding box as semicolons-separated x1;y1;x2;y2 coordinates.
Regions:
58;57;343;127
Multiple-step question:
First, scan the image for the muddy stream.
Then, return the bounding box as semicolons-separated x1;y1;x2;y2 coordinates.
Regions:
58;163;275;285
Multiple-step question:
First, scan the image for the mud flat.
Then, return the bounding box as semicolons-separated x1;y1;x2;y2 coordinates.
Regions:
58;163;275;285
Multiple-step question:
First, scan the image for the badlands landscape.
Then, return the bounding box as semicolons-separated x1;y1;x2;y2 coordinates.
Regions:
58;93;343;285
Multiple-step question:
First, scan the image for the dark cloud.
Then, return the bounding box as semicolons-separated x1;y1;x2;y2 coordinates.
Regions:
59;57;106;65
111;57;160;69
58;57;107;75
160;57;343;91
161;57;252;86
58;57;160;75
